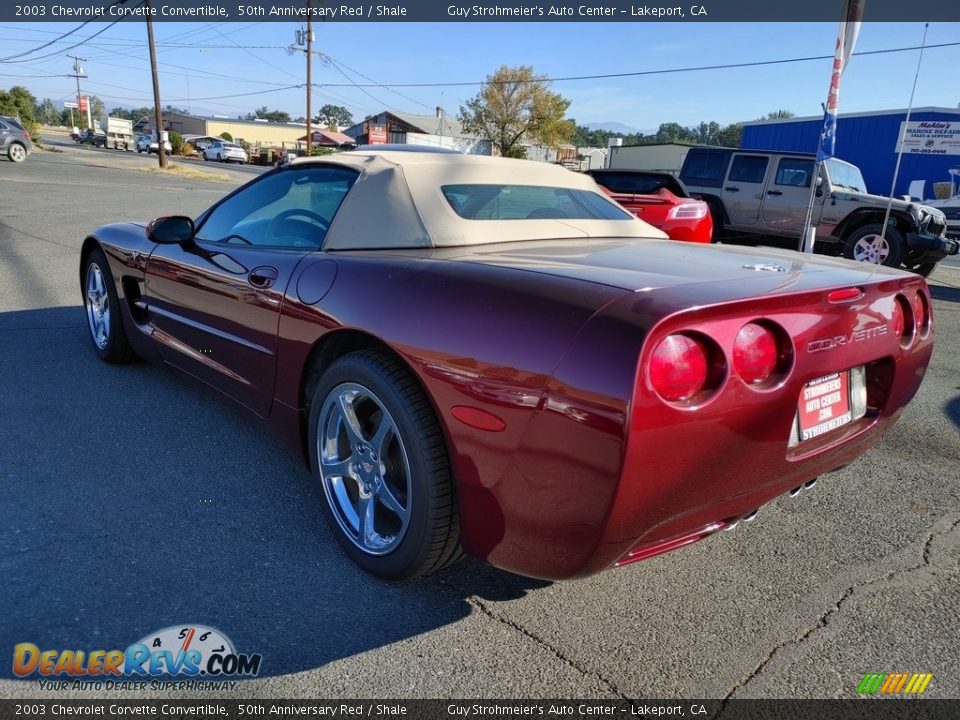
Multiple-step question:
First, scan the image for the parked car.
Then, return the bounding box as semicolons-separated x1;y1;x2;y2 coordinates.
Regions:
136;134;172;154
585;168;713;242
0;115;33;163
80;150;933;581
679;147;957;276
80;129;105;147
203;140;248;164
926;194;960;240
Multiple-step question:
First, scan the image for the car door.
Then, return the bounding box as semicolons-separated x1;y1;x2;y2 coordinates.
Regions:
142;164;359;415
760;156;825;235
719;153;770;227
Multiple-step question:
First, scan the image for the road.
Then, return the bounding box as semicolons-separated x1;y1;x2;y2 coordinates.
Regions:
1;147;958;702
41;127;271;178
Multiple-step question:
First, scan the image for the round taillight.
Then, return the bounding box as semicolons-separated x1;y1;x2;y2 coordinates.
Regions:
733;322;780;385
913;291;931;337
649;334;709;402
892;294;914;347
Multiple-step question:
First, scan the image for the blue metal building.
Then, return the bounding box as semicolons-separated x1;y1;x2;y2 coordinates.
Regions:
741;107;960;198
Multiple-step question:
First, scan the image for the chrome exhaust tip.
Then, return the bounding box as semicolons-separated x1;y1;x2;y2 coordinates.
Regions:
743;508;759;522
788;485;803;497
725;520;740;532
804;478;817;490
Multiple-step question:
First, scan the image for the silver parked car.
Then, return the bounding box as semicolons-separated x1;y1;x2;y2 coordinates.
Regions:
203;140;248;164
0;115;33;163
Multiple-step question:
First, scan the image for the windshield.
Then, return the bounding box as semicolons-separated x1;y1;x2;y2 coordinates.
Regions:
825;159;867;193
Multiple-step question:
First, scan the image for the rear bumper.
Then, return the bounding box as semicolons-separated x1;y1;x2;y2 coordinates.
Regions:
468;275;932;580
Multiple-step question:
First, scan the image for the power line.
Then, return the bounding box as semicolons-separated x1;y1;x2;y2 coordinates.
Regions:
322;54;433;112
0;22;92;62
313;41;960;88
0;17;131;65
0;0;134;63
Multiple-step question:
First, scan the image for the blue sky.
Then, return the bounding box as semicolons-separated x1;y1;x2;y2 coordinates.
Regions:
2;21;958;129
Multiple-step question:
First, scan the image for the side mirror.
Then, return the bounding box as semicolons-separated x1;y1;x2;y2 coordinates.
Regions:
816;176;824;188
147;216;194;244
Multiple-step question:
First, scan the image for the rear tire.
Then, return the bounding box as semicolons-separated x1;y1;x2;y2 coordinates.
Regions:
843;223;905;268
8;143;27;163
83;248;137;364
307;350;461;580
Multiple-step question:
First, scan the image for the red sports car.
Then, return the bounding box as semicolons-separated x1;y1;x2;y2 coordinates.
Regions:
81;149;932;580
586;168;713;243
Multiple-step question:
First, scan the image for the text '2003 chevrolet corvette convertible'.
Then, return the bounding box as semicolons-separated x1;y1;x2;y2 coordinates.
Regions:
81;149;933;580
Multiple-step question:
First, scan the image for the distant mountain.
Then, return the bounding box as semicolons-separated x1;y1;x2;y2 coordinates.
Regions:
583;121;641;135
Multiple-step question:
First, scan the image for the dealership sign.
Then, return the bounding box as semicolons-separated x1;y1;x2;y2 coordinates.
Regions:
897;121;960;156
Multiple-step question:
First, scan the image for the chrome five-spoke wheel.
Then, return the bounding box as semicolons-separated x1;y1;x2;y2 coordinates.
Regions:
85;262;111;350
82;248;135;363
307;350;461;579
317;382;412;556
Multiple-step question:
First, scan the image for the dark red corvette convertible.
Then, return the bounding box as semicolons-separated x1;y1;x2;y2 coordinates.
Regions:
81;150;933;580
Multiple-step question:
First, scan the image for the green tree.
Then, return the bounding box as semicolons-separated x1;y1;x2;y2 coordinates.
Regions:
35;98;59;125
458;65;573;158
715;122;743;148
243;106;290;122
219;131;233;142
0;85;41;140
653;122;697;144
760;110;796;120
316;104;353;130
169;130;184;155
88;95;105;120
0;85;37;123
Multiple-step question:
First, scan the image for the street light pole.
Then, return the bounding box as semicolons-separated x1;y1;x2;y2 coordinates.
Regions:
145;0;166;168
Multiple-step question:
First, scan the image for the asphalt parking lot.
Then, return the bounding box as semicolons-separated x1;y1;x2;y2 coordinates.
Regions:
1;144;958;701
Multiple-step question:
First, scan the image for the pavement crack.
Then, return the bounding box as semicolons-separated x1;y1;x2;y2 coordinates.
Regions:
714;515;960;716
437;577;629;699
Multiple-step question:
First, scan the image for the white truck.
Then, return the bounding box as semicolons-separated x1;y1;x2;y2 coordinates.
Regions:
96;117;134;151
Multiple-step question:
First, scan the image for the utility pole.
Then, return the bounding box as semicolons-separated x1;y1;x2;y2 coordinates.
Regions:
144;0;166;167
306;0;313;155
67;55;88;130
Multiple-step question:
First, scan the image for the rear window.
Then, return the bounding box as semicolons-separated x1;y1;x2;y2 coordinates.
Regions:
441;184;633;220
589;171;688;197
679;149;730;188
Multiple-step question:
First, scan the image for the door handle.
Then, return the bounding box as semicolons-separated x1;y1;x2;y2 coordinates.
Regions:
249;266;278;289
724;186;740;192
766;190;783;196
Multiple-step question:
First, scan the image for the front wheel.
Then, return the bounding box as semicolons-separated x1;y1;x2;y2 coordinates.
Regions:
307;350;461;580
843;223;905;268
83;248;137;363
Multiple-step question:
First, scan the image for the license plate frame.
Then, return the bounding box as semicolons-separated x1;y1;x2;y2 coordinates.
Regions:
797;371;853;442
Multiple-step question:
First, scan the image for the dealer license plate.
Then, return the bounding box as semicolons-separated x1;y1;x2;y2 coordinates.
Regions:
797;371;852;441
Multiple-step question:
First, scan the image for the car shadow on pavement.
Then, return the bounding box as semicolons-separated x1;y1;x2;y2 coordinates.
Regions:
0;306;550;680
929;282;960;304
946;394;960;430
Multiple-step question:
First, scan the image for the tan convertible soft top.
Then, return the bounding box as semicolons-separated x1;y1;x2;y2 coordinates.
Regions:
289;151;668;249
